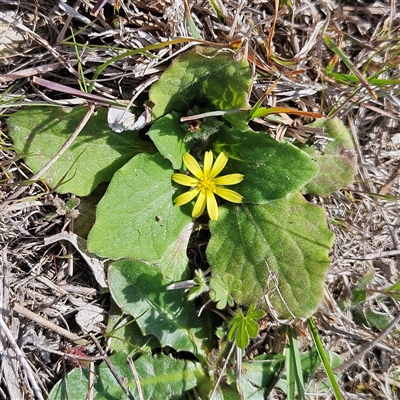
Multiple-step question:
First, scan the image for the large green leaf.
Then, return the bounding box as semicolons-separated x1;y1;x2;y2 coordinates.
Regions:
87;152;192;262
48;352;207;400
214;127;319;203
150;46;251;129
147;112;189;170
108;259;210;358
300;118;357;195
206;193;334;318
7;106;155;195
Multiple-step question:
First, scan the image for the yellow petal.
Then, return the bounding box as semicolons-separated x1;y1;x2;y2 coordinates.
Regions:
174;189;199;206
192;190;207;218
209;151;228;179
213;173;244;186
183;153;203;179
214;187;243;203
203;150;214;177
206;191;219;221
172;173;198;186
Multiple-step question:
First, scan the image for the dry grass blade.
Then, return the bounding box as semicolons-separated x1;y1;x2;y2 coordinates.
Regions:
0;315;44;400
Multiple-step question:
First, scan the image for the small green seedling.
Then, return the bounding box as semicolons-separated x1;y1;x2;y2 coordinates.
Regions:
228;304;265;349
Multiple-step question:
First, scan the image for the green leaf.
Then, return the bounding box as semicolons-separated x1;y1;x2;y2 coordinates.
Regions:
323;36;376;100
306;318;343;399
87;152;193;262
147;112;190;169
214;127;319;203
228;304;264;349
131;354;208;398
364;309;392;330
106;300;158;357
150;46;251;129
187;269;209;301
358;269;375;285
248;308;265;320
158;221;193;283
286;328;305;400
230;354;283;399
207;193;334;318
108;259;210;358
351;287;367;306
209;273;242;309
7;106;155;195
384;280;400;300
351;270;375;306
48;352;207;400
300;118;357;196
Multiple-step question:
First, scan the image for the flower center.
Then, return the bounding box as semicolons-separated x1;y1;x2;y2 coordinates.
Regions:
197;178;216;192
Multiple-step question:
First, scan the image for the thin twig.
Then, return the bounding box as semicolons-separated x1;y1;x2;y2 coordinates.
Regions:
13;303;81;342
0;315;44;400
87;362;95;400
0;62;72;84
350;249;400;260
36;345;104;363
209;342;236;400
127;357;144;400
90;334;135;400
333;310;400;374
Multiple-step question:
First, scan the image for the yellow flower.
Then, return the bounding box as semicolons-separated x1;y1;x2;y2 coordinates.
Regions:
172;150;244;221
